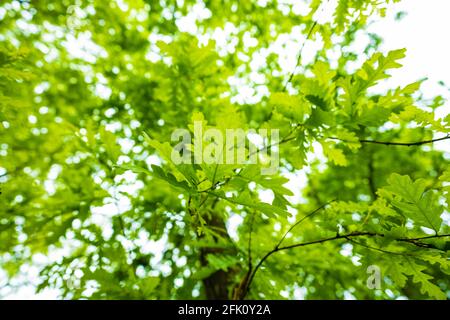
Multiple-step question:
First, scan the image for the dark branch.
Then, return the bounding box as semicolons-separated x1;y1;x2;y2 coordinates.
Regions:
247;124;300;158
264;4;323;122
346;237;409;256
242;231;450;299
283;21;318;91
274;200;334;250
366;151;377;200
329;133;450;147
359;134;450;146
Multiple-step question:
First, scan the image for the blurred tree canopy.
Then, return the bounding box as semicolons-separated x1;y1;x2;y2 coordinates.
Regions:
0;0;449;300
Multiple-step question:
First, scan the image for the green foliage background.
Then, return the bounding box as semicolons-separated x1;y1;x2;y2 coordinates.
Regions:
0;0;449;299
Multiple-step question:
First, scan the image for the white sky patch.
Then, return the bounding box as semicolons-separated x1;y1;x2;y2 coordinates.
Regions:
258;188;275;204
176;2;212;34
340;243;354;257
226;213;244;241
343;290;356;300
1;285;60;300
145;154;162;167
0;242;75;299
369;0;450;98
313;0;338;25
292;1;311;16
293;285;307;300
283;170;309;205
104;121;122;132
367;0;450;152
44;164;62;195
63;32;107;64
139;233;168;263
117;138;135;154
247;131;265;149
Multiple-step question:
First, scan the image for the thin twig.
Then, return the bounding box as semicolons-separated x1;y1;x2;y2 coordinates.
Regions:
242;232;450;299
274;200;334;250
328;133;450;147
247;124;302;158
283;20;318;91
345;237;409;256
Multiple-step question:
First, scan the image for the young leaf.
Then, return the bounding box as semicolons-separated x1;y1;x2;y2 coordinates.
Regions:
386;174;442;232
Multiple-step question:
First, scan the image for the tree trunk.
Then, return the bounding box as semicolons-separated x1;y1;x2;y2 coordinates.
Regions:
200;212;236;299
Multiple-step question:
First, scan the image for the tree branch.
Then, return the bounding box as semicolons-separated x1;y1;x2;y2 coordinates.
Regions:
283;20;318;91
242;231;450;299
247;124;301;158
242;201;335;299
329;133;450;147
274;200;334;250
366;151;377;200
345;237;409;256
265;1;326;122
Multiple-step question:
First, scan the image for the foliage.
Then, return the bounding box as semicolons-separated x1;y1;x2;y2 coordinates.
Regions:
0;0;449;300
